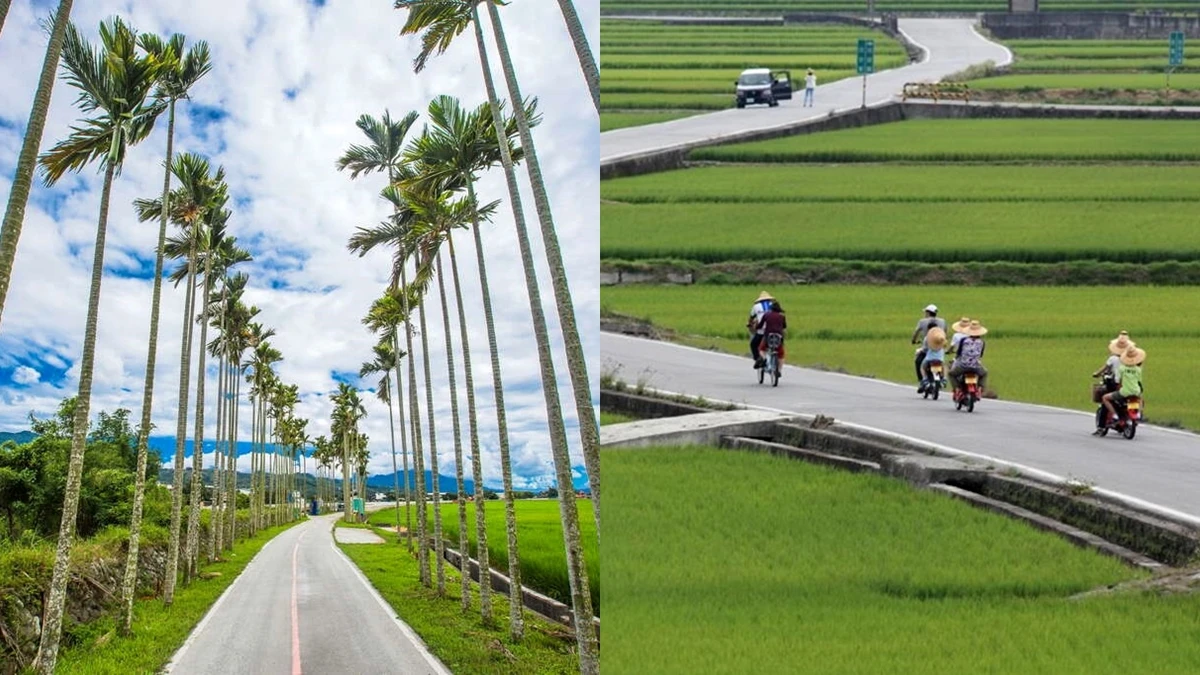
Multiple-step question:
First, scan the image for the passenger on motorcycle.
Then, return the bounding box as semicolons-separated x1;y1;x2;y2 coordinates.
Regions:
949;320;988;394
757;301;787;370
918;327;947;392
948;317;971;361
1093;331;1135;395
747;291;775;369
1097;344;1145;434
911;304;946;385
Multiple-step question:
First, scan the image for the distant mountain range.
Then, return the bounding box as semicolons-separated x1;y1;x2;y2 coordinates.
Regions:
0;431;36;444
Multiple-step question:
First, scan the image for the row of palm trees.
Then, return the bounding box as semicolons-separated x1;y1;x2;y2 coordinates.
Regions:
0;16;308;673
331;2;601;673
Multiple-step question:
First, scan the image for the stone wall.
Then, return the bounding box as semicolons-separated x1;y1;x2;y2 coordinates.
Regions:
983;11;1200;39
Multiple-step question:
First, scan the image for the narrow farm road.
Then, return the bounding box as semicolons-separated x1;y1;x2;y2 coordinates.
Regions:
603;332;1200;524
600;18;1013;164
165;512;450;675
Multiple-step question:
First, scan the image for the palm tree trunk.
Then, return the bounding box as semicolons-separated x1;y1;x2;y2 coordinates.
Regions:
250;395;258;534
485;1;600;541
555;0;599;112
0;0;11;36
120;97;174;635
227;367;240;545
213;346;226;555
385;377;402;540
186;251;214;576
417;283;445;595
33;159;115;674
342;428;352;522
164;231;197;606
393;331;413;552
402;266;430;585
447;232;493;623
0;0;74;331
435;251;471;612
473;10;597;669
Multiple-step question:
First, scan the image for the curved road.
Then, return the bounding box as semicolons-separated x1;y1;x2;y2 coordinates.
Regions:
603;333;1200;523
601;18;1013;164
165;512;450;675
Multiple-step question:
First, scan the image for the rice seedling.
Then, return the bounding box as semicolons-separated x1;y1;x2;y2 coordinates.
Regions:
604;445;1200;675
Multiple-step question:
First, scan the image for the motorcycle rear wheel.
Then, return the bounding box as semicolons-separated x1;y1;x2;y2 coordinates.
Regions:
1123;423;1137;440
932;386;940;401
967;396;975;413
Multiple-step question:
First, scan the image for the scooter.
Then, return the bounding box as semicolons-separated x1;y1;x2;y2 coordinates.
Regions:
920;360;947;400
953;372;980;413
1096;395;1142;439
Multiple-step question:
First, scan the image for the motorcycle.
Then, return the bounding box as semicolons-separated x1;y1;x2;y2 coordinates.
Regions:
758;333;782;387
1096;395;1142;440
953;372;980;413
920;360;947;400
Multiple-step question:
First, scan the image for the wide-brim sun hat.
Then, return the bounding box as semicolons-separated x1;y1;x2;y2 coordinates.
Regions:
757;290;774;301
1120;344;1146;366
926;327;947;350
1109;330;1135;356
951;317;971;333
966;320;988;337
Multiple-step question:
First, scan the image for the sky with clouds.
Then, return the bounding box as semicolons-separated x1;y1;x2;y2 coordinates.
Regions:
0;0;599;491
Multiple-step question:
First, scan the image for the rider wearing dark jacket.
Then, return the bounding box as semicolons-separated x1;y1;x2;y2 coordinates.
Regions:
757;301;787;368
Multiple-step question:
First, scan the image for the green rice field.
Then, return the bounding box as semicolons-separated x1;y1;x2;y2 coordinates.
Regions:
601;0;1199;11
368;499;599;612
690;119;1200;162
600;20;905;129
601;284;1200;428
973;73;1200;91
604;445;1200;674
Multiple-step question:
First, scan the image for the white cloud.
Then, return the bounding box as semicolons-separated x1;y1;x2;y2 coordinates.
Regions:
0;0;599;489
12;366;41;385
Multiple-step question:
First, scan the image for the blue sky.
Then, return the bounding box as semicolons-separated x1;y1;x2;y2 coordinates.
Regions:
0;1;599;490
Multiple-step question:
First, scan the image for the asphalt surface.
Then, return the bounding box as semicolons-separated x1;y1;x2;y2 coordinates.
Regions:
166;513;450;675
603;332;1200;523
600;18;1013;164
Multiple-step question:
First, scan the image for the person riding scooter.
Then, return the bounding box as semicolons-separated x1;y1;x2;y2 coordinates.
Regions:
1096;344;1145;435
949;320;988;395
911;304;946;387
747;290;775;369
918;326;947;394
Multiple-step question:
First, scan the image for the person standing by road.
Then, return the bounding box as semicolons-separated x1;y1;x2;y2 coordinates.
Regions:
804;69;816;107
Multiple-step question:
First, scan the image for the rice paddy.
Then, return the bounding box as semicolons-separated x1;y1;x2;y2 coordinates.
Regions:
604;445;1200;674
600;20;905;129
601;0;1199;11
601;284;1200;428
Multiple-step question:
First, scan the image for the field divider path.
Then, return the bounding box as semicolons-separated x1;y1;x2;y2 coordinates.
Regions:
602;331;1200;524
600;18;1012;164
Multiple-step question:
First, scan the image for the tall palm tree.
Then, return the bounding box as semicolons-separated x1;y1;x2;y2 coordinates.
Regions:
32;17;163;673
0;0;11;36
555;0;598;111
0;0;75;333
396;2;597;665
120;31;211;630
404;94;528;627
364;292;416;551
360;339;406;540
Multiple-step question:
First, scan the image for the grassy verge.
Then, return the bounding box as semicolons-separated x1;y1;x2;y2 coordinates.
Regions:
603;445;1200;674
601;411;637;425
54;519;302;675
601;284;1200;428
339;530;579;675
368;499;599;612
601;110;696;131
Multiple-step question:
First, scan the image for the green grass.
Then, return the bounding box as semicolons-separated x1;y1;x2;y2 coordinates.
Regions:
604;445;1200;674
601;163;1200;203
601;111;697;131
54;520;302;675
600;284;1200;428
691;119;1200;162
340;531;579;675
972;73;1200;91
368;499;599;612
602;200;1200;264
601;411;637;425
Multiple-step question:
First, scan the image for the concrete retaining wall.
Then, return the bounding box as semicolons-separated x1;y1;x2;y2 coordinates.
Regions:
983;11;1200;39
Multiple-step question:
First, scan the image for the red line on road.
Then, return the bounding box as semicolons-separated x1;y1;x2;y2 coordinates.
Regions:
291;532;306;675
